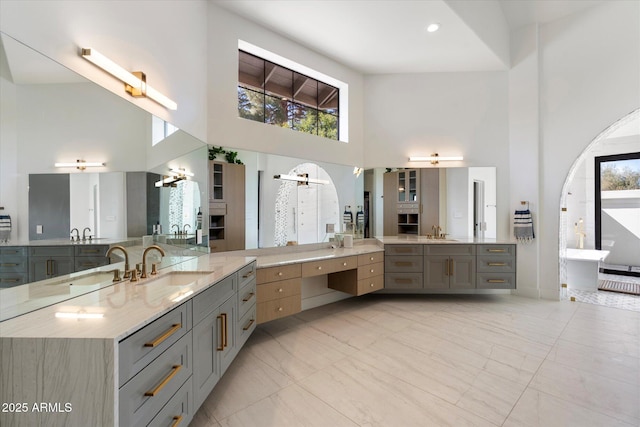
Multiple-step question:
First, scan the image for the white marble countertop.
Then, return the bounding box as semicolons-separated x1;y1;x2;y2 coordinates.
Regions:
254;243;384;268
565;248;610;262
0;253;255;340
375;236;514;244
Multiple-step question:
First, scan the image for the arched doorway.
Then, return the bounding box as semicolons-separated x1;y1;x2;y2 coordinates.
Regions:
559;109;640;308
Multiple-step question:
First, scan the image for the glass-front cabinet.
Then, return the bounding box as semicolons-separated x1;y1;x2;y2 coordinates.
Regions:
398;169;419;203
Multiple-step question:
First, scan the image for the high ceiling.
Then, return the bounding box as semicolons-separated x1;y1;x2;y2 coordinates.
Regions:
213;0;606;74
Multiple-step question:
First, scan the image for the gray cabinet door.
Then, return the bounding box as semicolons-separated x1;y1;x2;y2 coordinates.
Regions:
29;256;74;281
450;256;476;289
424;255;449;289
193;307;222;409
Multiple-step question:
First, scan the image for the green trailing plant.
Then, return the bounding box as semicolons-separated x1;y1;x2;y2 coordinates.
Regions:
208;146;243;164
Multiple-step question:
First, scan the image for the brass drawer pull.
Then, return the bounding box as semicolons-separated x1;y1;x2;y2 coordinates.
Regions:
217;315;224;351
342;262;347;266
222;313;228;348
144;365;182;397
445;260;450;276
395;278;413;284
243;319;255;331
278;272;283;276
488;262;507;266
317;266;322;270
83;249;101;254
370;283;374;287
0;278;20;283
242;292;255;302
278;288;283;293
278;307;283;312
370;256;374;261
487;279;507;283
1;263;18;267
488;249;507;253
171;415;183;427
144;323;182;348
395;261;412;267
242;270;254;278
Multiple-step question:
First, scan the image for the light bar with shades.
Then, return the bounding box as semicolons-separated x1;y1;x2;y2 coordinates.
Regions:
408;153;463;165
55;160;106;170
155;168;193;187
273;173;329;185
81;47;177;110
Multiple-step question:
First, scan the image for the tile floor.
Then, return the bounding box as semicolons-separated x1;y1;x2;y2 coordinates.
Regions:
568;273;640;312
191;294;640;427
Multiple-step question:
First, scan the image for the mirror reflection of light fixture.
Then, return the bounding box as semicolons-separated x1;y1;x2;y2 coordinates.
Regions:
54;159;106;171
353;167;363;178
80;48;178;110
273;173;328;185
155;167;192;187
408;153;463;165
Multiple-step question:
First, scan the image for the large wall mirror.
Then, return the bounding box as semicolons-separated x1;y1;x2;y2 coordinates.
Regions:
0;32;365;286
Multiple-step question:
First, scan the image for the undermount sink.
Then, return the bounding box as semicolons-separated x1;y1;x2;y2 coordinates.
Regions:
51;271;117;287
145;271;213;287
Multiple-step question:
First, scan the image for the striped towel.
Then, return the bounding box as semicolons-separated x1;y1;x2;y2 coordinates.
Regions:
514;209;534;243
0;215;11;242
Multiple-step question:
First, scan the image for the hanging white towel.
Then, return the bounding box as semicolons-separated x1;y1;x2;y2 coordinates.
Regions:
514;209;534;243
0;215;11;242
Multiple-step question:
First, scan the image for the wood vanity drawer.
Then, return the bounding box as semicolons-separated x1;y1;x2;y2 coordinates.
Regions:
476;273;516;289
238;261;256;288
385;255;423;272
238;278;257;319
29;246;74;257
358;251;384;265
301;256;358;277
257;277;301;303
357;274;384;295
119;302;191;386
209;239;227;253
424;245;475;256
74;245;109;257
147;376;193;427
0;257;28;272
385;245;423;256
477;244;515;256
193;274;236;324
257;264;301;284
0;247;27;257
0;272;28;287
210;202;227;215
238;304;257;347
119;331;192;427
477;256;516;273
385;273;423;289
357;262;384;280
257;295;301;323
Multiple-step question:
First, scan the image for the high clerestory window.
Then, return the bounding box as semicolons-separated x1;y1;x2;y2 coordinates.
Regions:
238;50;340;140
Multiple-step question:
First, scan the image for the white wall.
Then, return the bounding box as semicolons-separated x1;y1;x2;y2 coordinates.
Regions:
536;1;640;299
446;168;470;238
207;4;365;167
364;71;510;240
0;0;208;140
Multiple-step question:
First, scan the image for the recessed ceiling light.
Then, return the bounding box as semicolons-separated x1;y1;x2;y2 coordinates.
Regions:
427;23;440;33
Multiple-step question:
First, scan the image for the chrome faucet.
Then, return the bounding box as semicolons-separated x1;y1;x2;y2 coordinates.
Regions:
106;245;130;280
183;224;191;234
172;224;180;235
141;245;166;279
82;227;92;241
70;228;80;241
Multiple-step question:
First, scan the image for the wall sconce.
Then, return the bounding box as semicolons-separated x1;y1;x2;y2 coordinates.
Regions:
155;168;192;187
55;160;106;171
353;167;363;178
273;173;328;185
81;48;178;111
408;153;463;165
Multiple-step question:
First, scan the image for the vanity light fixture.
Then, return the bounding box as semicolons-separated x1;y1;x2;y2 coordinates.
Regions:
155;168;192;187
273;173;329;185
408;153;463;165
80;47;178;111
353;167;364;178
55;160;106;171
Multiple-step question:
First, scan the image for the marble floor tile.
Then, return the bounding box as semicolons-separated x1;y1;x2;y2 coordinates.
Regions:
529;359;640;425
298;358;497;427
504;388;636;427
198;349;293;421
245;327;349;381
218;384;358;427
192;295;640;427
